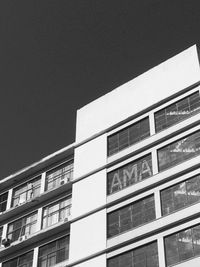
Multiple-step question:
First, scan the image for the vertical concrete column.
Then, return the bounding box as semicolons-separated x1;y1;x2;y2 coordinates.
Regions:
6;188;13;210
0;262;2;267
154;190;162;218
152;149;158;175
149;111;156;136
36;207;43;232
33;247;39;267
40;172;46;194
158;237;166;267
70;134;107;265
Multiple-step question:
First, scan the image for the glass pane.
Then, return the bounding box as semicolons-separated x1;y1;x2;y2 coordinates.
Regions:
107;211;120;238
187;175;200;204
47;253;56;267
178;229;193;261
161;187;175;215
57;248;67;263
173;182;187;210
133;247;146;267
107;257;119;267
119;206;132;233
118;128;129;150
193;225;200;256
119;251;133;267
165;234;179;266
2;259;18;267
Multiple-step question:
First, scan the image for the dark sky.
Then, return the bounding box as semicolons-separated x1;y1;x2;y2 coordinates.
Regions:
0;0;200;178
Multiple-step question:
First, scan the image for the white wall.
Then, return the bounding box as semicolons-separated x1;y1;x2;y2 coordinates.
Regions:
74;134;107;179
73;254;106;267
71;169;107;219
76;45;200;142
69;210;107;263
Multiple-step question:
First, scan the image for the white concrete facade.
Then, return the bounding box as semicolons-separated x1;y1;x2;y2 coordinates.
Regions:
71;44;200;267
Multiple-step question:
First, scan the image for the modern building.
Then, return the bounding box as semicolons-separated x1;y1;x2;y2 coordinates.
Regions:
1;45;200;267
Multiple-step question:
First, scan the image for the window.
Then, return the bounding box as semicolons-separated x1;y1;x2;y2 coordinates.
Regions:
38;236;69;267
161;175;200;215
107;195;155;238
107;242;158;267
158;130;200;171
107;154;152;195
165;224;200;266
42;198;71;229
2;251;33;267
155;91;200;132
0;192;8;212
7;212;38;243
12;176;41;207
108;117;150;156
45;161;73;191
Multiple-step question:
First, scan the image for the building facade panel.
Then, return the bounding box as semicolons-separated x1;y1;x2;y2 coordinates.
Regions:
71;169;107;219
69;210;106;263
74;134;107;179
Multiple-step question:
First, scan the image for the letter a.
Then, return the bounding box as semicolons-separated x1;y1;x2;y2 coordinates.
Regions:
139;160;152;181
110;173;122;194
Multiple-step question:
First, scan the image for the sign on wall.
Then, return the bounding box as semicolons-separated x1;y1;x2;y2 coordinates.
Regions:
107;154;152;195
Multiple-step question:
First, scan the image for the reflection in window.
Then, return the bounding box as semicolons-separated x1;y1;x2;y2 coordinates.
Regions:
108;242;158;267
107;154;152;195
38;236;69;267
165;224;200;266
158;130;200;171
7;212;38;243
45;161;73;191
42;198;71;229
107;195;155;238
0;192;8;212
2;251;33;267
108;117;150;156
12;176;41;207
155;91;200;132
0;227;2;245
161;175;200;215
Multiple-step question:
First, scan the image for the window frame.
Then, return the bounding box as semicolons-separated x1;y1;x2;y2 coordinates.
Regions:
164;223;200;266
7;211;38;243
154;90;200;133
12;176;41;208
160;174;200;216
38;235;70;267
107;117;150;157
107;194;156;238
107;241;159;267
42;197;71;229
0;191;8;213
2;250;34;267
45;160;73;191
157;129;200;172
